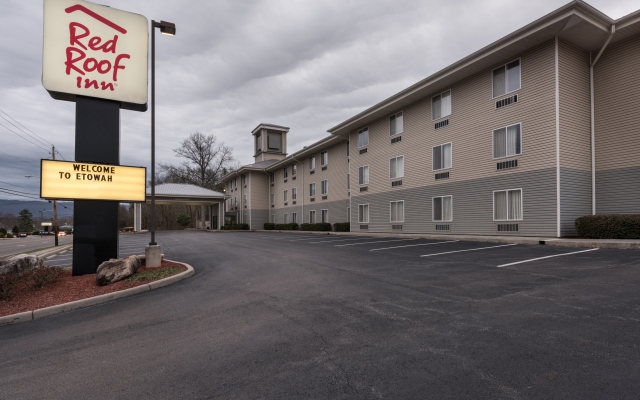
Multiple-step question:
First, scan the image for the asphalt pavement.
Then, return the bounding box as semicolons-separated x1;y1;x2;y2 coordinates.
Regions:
1;230;639;399
0;234;73;258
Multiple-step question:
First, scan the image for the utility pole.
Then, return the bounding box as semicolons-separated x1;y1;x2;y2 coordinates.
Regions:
52;145;59;246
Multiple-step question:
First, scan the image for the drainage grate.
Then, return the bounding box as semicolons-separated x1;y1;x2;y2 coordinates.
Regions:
497;159;518;170
435;224;450;231
496;94;518;109
497;223;519;232
391;180;402;187
435;171;450;180
434;119;449;130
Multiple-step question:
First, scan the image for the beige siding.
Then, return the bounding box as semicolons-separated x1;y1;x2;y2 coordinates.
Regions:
594;35;640;171
248;171;269;210
349;40;557;195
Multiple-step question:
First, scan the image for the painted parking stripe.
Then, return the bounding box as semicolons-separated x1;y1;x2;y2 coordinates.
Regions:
336;239;419;247
309;237;387;244
497;248;599;268
370;240;460;251
420;243;517;257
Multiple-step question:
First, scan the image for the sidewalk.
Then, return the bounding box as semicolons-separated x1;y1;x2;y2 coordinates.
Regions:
259;230;640;250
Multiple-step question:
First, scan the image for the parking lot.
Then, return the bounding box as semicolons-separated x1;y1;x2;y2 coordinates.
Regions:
44;233;151;267
3;230;640;399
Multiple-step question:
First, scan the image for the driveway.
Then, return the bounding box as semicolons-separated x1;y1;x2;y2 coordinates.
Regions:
1;230;639;399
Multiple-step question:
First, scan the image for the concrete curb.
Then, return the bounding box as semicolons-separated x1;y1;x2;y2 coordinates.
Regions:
257;230;640;249
0;260;194;327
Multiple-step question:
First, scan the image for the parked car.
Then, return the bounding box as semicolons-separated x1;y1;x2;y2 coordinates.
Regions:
57;231;66;236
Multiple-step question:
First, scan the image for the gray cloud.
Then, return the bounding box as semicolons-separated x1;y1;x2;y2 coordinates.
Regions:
0;0;637;201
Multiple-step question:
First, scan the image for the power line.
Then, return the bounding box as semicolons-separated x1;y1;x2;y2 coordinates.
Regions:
0;149;41;170
0;188;42;201
0;180;38;191
0;108;53;148
0;187;39;196
0;121;51;153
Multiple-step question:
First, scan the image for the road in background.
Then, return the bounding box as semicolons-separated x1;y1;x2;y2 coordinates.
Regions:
0;235;73;258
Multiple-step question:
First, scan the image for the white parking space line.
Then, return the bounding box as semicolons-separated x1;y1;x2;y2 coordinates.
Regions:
309;237;386;244
48;257;72;262
370;240;460;251
497;248;599;268
420;243;517;257
336;239;419;247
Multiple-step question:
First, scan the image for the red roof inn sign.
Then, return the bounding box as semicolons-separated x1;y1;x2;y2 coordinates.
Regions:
42;0;148;111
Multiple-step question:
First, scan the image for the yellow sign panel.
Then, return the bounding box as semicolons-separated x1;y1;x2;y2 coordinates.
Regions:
41;160;146;202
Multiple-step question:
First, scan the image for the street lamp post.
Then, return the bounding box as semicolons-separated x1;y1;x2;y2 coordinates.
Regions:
146;20;175;268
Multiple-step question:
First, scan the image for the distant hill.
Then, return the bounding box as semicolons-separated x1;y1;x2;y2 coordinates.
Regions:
0;200;74;218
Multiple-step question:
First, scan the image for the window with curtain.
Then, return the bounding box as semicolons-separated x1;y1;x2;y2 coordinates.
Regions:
390;111;403;136
493;59;521;98
494;189;522;220
432;143;452;170
309;156;315;170
433;196;453;222
292;164;297;176
270;193;274;205
321;150;328;166
283;167;288;178
309;210;316;223
493;124;521;158
358;127;369;148
292;187;297;200
358;165;369;185
309;183;316;197
358;204;369;223
432;90;452;120
292;213;297;223
390;200;404;223
321;210;329;223
284;214;288;224
321;180;328;195
283;190;288;202
390;156;404;179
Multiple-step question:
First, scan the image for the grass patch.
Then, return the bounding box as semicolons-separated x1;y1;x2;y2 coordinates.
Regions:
126;267;183;282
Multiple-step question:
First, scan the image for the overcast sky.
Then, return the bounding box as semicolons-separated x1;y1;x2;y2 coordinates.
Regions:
0;0;636;201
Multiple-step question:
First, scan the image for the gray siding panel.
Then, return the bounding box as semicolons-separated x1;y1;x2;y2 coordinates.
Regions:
596;166;640;214
251;209;270;230
351;168;557;237
271;199;349;225
560;168;591;236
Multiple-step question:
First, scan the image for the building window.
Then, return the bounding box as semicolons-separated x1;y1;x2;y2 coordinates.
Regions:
309;182;316;197
390;156;404;179
269;172;275;184
321;150;328;166
284;213;288;224
433;143;452;171
284;167;288;179
241;174;247;186
268;132;282;151
270;193;274;205
310;156;316;170
292;164;297;176
358;204;369;223
292;187;297;200
357;127;369;148
494;189;522;221
432;90;451;120
493;59;521;98
321;209;329;223
234;197;238;207
309;210;316;223
390;200;404;223
321;180;328;195
390;111;403;136
256;133;261;152
243;194;247;206
358;165;369;185
284;190;288;202
433;196;452;222
271;214;275;223
233;178;238;189
493;123;521;159
292;212;297;223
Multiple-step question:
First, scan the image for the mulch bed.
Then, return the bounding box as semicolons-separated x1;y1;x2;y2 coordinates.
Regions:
0;260;187;317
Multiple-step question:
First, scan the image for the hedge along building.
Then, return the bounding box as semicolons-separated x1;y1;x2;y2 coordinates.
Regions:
221;1;640;237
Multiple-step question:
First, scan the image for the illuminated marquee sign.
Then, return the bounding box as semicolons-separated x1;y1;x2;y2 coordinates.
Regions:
42;0;149;111
40;160;146;202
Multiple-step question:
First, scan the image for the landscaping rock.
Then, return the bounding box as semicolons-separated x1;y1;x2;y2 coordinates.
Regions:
96;256;141;286
0;254;44;275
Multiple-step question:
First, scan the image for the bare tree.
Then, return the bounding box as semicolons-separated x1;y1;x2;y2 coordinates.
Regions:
159;132;233;191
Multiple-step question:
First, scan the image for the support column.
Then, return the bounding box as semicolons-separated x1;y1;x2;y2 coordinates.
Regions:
73;96;120;276
134;203;142;231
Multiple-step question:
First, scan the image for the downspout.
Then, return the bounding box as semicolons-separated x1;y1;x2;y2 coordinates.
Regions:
590;24;616;215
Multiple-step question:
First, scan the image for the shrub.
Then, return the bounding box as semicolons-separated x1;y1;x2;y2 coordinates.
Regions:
0;227;6;235
5;233;14;238
30;266;65;289
575;214;640;239
32;231;40;235
222;224;249;230
333;222;350;232
0;272;21;300
300;223;332;231
275;223;299;230
177;213;191;229
264;223;275;230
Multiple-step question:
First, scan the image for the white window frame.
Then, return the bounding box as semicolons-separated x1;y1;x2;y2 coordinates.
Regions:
292;164;297;176
292;187;297;200
492;58;521;99
321;209;329;223
234;196;238;207
243;194;247;206
492;123;522;159
493;188;523;221
358;204;369;223
292;212;297;224
432;195;453;222
267;132;282;151
432;142;453;171
270;193;274;205
310;156;316;170
358;165;369;185
389;156;405;179
284;190;288;202
389;111;403;136
320;150;328;166
309;182;316;197
431;89;452;121
390;200;405;223
309;210;316;224
357;127;369;148
283;213;288;224
271;214;275;223
321;179;328;195
283;166;288;179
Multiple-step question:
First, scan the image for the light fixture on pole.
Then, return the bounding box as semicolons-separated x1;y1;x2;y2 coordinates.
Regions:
146;19;175;268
